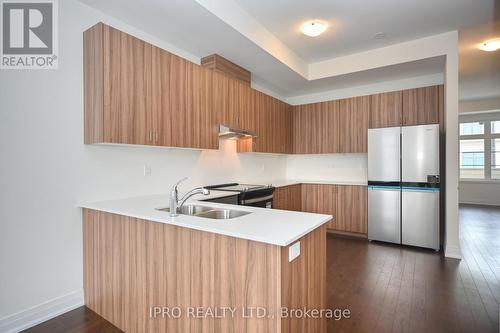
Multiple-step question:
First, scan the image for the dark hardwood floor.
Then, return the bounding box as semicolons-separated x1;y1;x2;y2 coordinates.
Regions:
20;307;122;333
328;204;500;333
22;205;499;333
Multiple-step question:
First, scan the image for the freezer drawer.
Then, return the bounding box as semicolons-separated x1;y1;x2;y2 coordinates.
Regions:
401;124;440;183
368;127;401;182
402;189;439;250
368;187;401;244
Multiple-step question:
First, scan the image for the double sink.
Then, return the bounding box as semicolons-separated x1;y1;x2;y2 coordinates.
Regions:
157;204;250;220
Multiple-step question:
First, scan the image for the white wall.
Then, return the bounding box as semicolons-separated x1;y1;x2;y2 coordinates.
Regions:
460;181;500;206
459;96;500;113
286;154;367;183
0;0;286;326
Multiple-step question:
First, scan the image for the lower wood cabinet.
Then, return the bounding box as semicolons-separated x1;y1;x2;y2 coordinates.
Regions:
273;184;302;211
301;184;337;230
335;185;368;234
273;183;368;234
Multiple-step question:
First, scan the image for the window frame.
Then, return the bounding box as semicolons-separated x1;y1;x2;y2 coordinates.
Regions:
459;112;500;181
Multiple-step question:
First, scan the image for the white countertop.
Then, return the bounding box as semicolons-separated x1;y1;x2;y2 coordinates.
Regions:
270;179;367;187
79;191;332;247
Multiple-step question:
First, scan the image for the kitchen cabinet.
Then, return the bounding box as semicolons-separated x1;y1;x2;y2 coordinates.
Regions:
84;23;218;149
84;23;151;145
291;96;368;154
292;101;339;154
273;183;368;234
370;91;403;128
84;208;326;333
335;185;368;234
402;85;440;126
151;45;218;150
338;96;370;153
301;184;337;230
238;90;292;154
273;184;302;211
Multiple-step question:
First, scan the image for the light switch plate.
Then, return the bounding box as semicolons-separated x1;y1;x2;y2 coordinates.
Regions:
288;241;300;262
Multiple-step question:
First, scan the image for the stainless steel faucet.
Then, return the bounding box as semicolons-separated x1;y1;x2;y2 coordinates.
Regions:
169;177;210;217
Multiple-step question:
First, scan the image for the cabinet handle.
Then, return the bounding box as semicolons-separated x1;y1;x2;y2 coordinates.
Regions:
148;130;153;142
155;131;159;143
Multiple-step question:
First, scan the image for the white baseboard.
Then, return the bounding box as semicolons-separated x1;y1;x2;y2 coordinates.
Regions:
459;199;500;207
444;244;462;259
0;289;84;333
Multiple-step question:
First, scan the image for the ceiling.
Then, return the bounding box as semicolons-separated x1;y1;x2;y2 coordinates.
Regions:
235;0;492;62
79;0;499;101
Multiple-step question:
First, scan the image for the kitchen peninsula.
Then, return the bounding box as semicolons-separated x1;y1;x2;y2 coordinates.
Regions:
80;192;331;333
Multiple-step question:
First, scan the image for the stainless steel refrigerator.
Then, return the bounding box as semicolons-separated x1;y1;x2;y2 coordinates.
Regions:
367;124;440;250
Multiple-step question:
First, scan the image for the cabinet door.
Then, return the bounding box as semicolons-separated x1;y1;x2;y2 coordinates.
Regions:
186;62;218;149
237;81;254;131
402;85;439;126
279;102;293;154
152;48;217;149
338;96;370;153
370;91;402;128
301;184;336;229
103;25;151;145
151;45;170;146
273;184;302;211
213;71;238;130
252;91;270;152
336;185;368;234
292;101;339;154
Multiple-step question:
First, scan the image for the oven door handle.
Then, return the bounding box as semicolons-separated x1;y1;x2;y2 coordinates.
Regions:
240;195;273;205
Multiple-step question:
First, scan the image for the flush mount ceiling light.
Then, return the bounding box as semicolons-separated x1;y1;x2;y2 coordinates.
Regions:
301;21;327;37
479;38;500;52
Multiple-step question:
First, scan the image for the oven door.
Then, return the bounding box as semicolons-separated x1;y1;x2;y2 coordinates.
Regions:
240;194;274;208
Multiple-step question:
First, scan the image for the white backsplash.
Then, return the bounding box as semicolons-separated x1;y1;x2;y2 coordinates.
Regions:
286;153;368;183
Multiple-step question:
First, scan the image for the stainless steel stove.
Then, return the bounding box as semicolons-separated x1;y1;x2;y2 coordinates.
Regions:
203;183;275;208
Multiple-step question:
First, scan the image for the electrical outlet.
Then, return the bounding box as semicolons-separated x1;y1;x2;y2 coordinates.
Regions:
288;241;300;262
143;164;152;176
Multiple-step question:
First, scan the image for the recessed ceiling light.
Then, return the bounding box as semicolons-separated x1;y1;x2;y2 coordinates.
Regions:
301;21;327;37
479;38;500;52
373;32;386;39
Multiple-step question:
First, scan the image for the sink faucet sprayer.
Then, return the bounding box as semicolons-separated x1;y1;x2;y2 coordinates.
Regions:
169;177;210;217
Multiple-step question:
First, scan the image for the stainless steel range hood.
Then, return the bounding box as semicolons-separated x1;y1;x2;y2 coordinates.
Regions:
218;124;257;140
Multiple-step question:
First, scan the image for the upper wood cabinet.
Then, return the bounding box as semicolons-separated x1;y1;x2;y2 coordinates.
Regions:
292;101;339;154
338;96;370;153
237;89;292;154
84;23;218;149
402;85;440;126
85;24;443;155
370;91;402;128
84;23;151;145
150;45;218;150
291;96;368;154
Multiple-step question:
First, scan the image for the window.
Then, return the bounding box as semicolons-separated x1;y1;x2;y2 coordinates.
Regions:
492;138;500;179
492;121;500;134
460;116;500;180
460;122;484;135
460;139;484;178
